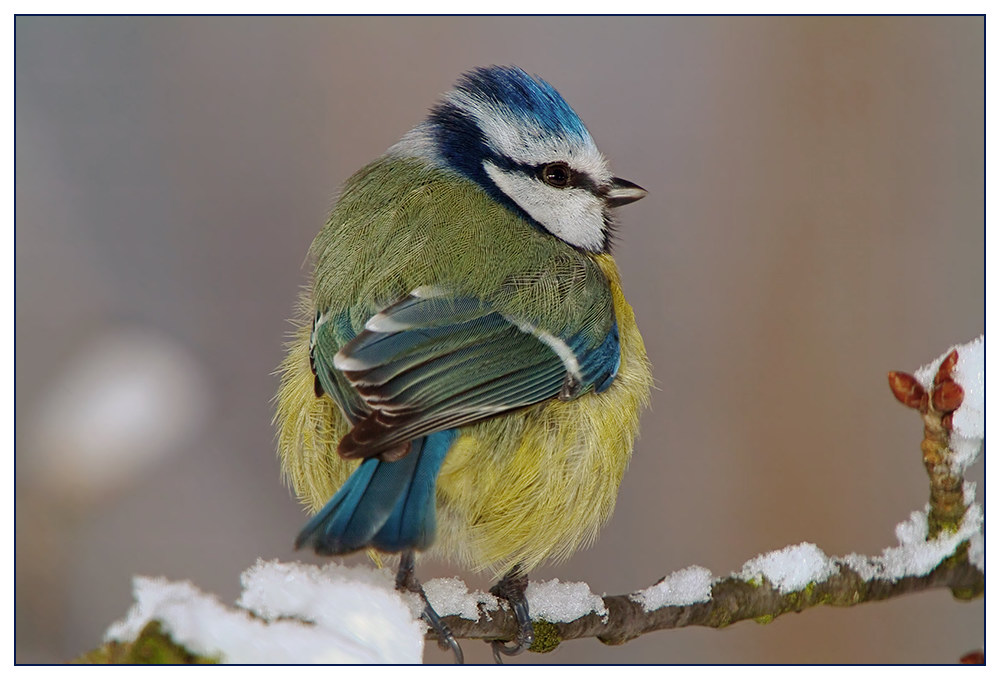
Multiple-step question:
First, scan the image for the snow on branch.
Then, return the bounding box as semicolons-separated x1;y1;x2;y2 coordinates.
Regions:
86;336;984;663
435;502;983;649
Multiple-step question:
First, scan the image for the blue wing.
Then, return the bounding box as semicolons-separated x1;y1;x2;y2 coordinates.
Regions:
313;289;620;460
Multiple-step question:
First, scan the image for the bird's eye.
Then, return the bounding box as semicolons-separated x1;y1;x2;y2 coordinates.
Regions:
540;162;573;188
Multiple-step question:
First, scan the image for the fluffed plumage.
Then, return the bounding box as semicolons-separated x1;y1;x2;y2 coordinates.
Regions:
275;66;652;579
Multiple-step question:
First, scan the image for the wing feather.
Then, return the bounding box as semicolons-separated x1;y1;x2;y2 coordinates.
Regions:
311;290;620;460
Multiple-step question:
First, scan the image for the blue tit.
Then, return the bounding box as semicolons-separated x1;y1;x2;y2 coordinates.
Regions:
275;65;652;661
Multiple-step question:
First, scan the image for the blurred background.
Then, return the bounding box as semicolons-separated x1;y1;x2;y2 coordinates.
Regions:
15;16;983;664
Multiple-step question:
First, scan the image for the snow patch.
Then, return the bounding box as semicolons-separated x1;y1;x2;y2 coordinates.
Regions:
423;577;499;621
105;560;423;663
526;578;608;623
631;565;714;612
738;542;838;594
842;502;983;581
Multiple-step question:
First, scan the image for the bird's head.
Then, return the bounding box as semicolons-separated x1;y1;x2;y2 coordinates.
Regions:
390;66;646;254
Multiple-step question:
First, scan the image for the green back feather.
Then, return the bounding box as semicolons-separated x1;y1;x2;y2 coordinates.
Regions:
310;157;613;340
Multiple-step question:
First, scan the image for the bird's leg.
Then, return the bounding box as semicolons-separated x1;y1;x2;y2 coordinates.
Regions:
489;565;534;663
395;551;464;664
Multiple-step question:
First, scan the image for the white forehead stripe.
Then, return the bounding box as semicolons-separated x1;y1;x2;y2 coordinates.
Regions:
484;161;606;252
447;90;611;181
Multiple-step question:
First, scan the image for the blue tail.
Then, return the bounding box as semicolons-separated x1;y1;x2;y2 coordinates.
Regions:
295;429;457;555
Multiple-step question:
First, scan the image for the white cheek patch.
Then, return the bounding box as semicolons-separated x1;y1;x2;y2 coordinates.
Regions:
484;161;606;252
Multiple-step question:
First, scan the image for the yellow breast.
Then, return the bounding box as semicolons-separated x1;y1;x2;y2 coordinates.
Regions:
432;254;652;577
276;254;652;578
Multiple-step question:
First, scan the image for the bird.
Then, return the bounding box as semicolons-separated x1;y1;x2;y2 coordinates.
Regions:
275;65;652;662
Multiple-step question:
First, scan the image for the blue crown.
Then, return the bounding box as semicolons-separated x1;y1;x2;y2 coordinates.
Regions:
451;66;590;142
422;66;592;232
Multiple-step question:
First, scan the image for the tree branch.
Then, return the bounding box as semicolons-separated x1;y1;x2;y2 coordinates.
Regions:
435;543;983;651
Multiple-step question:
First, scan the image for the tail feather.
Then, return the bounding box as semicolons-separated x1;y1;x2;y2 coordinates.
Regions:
373;430;456;551
294;455;408;554
295;430;457;555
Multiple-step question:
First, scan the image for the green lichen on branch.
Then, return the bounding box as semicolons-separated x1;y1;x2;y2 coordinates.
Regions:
528;620;562;653
73;621;218;664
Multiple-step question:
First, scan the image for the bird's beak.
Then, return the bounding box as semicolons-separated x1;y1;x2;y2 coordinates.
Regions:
604;177;648;207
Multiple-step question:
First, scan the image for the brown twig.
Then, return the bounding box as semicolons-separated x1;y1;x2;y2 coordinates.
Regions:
888;349;968;538
434;548;983;650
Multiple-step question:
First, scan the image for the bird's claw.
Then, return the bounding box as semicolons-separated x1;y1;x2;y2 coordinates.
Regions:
396;551;465;664
489;566;533;664
491;624;534;663
421;602;465;664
